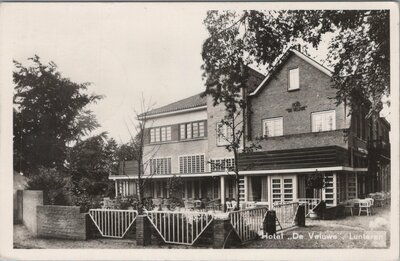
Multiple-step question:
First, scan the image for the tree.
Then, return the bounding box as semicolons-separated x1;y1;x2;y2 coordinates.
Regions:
13;55;102;175
202;10;389;113
26;167;69;205
125;95;160;213
202;10;389;209
305;171;326;200
66;132;118;211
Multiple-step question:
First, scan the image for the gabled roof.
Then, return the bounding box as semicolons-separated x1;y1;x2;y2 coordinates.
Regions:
249;48;333;97
143;92;207;118
142;67;264;119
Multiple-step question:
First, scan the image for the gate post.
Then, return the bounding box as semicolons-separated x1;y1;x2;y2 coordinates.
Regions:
263;210;276;235
213;213;233;248
295;205;306;227
136;215;152;246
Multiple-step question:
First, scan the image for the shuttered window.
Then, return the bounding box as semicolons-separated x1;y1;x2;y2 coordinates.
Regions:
288;68;299;90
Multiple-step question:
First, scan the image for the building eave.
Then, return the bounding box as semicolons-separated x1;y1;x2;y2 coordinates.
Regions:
138;105;207;120
109;166;368;180
249;49;333;97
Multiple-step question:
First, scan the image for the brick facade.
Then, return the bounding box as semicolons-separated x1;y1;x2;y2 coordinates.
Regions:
37;205;87;240
249;54;347;149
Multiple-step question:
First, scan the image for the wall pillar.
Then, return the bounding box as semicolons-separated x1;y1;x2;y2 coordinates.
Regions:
212;214;237;248
220;176;226;212
263;210;276;236
15;190;23;224
295;205;306;227
136;215;152;246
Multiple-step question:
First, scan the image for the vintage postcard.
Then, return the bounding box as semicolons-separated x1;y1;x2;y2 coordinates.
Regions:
0;2;398;260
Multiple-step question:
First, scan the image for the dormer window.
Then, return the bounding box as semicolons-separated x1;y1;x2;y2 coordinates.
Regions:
288;68;299;91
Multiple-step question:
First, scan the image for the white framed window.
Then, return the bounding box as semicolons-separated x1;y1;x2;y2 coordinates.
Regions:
154;128;160;142
186;123;192;139
180;124;186;139
166;126;171;141
192;122;199;138
150;126;171;143
179;121;206;140
263;117;283;137
199;122;205;137
150;129;155;143
288;68;299;90
179;155;205;173
210;158;235;172
311;110;336;132
161;127;166;141
149;157;172;175
216;122;233;145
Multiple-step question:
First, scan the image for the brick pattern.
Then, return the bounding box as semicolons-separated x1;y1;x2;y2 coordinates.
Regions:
249;54;347;148
37;205;86;240
22;190;43;235
257;129;348;151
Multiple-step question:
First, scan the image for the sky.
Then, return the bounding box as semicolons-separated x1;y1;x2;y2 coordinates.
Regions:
0;3;391;144
1;4;209;143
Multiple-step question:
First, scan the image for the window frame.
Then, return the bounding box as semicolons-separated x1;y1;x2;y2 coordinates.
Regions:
149;125;172;143
179;120;206;141
216;122;234;146
288;67;300;91
262;117;283;137
311;110;336;133
178;154;206;174
149;157;172;175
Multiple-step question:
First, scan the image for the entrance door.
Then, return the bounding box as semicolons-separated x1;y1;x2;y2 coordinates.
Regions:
271;176;295;203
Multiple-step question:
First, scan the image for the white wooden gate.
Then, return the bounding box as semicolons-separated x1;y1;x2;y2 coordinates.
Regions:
145;210;213;245
89;209;138;238
273;202;299;231
229;207;268;242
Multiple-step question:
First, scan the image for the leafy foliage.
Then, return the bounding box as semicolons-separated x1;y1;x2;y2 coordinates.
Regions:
66;132;118;209
13;55;102;175
306;172;326;190
26;167;69;205
202;10;389;113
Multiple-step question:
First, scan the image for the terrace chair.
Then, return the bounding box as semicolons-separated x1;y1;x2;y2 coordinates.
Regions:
231;200;238;209
226;201;234;212
343;200;355;216
161;198;171;210
358;199;372;216
152;198;163;210
365;197;375;214
374;192;386;207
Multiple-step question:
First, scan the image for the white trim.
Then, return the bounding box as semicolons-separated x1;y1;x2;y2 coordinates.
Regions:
249;49;333;97
262;117;283;137
311;110;336;132
109;166;368;180
291;49;333;77
178;153;206;174
139;106;207;120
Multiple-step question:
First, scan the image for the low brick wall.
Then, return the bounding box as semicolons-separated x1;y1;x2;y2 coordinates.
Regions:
22;190;43;235
37;205;87;240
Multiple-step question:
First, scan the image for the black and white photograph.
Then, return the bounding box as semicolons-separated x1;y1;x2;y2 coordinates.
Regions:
0;2;398;260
